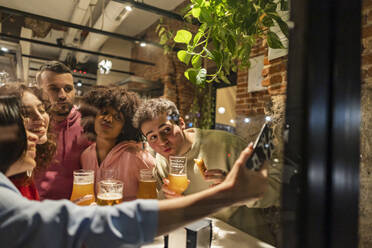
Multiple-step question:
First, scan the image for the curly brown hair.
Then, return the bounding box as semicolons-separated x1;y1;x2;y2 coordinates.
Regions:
79;85;143;143
0;83;57;172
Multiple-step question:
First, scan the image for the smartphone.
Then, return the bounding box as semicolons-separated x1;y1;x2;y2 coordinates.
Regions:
245;123;274;171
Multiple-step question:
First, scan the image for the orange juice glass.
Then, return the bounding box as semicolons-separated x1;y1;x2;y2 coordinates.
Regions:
137;168;157;199
70;169;95;206
168;156;188;194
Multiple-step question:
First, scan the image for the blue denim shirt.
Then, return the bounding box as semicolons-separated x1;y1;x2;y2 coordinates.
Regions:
0;173;158;248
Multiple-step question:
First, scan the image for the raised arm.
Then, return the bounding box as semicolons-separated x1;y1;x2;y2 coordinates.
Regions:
157;143;268;235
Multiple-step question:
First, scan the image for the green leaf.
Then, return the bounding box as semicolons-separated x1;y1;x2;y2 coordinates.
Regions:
191;7;201;18
262;16;274;27
177;50;192;65
193;31;204;45
174;30;192;44
199;23;208;32
184;68;198;84
203;47;213;59
244;12;259;34
220;73;231;84
191;55;202;68
199;7;213;24
155;24;161;33
159;34;168;45
269;14;289;38
265;3;277;12
259;0;269;8
226;34;236;54
267;31;285;49
280;0;289;11
211;50;222;66
196;68;207;85
159;27;166;36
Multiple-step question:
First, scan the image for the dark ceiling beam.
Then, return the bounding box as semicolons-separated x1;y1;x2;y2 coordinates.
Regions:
0;6;161;48
113;0;184;21
29;67;97;81
21;54;58;62
110;68;135;75
1;33;155;66
22;54;135;75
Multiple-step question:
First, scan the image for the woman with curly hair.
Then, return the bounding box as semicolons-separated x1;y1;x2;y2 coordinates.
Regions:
0;83;56;200
79;85;155;201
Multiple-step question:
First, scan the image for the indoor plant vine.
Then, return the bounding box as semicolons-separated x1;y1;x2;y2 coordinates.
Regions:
157;0;289;128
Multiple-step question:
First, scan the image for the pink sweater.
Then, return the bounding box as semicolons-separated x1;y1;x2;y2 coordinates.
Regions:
34;107;91;200
81;141;155;201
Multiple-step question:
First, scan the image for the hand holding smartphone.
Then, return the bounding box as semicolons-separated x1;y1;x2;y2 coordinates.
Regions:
245;123;274;171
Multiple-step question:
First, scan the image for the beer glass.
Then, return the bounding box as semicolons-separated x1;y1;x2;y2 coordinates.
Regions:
101;168;115;180
96;179;124;206
137;168;157;199
70;169;95;206
168;156;188;194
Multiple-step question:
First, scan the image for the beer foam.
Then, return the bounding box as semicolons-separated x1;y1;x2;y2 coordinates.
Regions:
97;193;123;200
140;179;157;183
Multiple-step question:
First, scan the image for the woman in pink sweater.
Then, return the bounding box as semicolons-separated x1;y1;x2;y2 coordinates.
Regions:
79;86;155;201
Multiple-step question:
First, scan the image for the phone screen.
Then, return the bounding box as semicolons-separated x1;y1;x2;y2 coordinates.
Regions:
245;123;274;170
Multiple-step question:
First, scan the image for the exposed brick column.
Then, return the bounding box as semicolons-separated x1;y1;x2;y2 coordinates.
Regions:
360;1;372;247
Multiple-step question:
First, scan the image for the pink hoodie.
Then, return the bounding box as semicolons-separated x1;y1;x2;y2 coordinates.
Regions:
34;107;91;200
81;141;156;201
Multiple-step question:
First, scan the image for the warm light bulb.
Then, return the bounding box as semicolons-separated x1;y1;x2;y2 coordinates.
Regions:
218;107;226;114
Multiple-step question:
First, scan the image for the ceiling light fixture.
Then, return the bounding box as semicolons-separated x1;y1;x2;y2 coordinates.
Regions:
98;59;112;75
125;5;133;12
140;42;147;47
0;47;9;52
218;107;226;114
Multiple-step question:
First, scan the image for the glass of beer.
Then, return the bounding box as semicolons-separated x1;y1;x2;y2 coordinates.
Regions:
70;169;95;206
137;168;157;199
168;156;188;194
96;179;124;206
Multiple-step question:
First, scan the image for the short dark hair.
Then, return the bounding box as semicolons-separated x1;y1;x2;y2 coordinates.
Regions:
37;61;72;84
0;96;27;174
79;85;143;143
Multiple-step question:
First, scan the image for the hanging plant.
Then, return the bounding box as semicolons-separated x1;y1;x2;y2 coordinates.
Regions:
157;0;289;86
187;83;214;129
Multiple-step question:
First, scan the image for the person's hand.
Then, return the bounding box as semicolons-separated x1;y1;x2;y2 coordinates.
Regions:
204;169;227;186
161;178;190;198
222;143;268;205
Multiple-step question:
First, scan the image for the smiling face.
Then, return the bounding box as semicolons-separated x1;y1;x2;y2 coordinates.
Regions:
140;113;187;159
94;106;125;141
39;71;75;120
22;91;50;144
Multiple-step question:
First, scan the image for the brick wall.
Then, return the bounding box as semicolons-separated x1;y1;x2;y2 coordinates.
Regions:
360;0;372;247
236;39;287;118
130;2;195;116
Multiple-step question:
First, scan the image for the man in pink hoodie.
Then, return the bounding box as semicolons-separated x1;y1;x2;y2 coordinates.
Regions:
34;61;90;200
